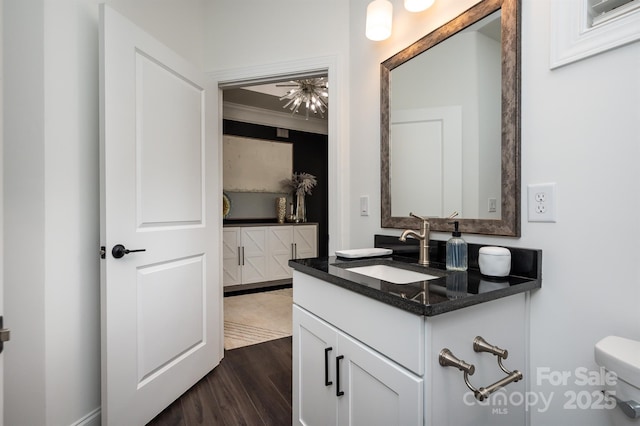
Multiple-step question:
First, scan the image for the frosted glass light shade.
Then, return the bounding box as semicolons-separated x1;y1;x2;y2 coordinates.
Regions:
366;0;393;41
404;0;435;12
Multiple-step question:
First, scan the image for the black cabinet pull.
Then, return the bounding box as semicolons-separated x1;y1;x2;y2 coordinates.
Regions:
336;355;345;396
324;347;333;386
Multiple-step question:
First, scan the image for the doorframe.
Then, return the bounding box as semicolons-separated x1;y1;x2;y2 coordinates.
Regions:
209;55;348;257
0;0;4;421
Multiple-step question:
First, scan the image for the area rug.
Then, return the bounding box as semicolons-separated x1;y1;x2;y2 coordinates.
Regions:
224;287;293;350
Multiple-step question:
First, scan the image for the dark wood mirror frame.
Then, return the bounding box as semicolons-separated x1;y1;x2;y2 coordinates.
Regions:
381;0;521;237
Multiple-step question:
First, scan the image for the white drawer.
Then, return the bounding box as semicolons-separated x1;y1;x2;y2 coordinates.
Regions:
293;270;425;375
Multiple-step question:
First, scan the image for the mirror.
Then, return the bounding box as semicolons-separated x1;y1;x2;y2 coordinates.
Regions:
381;0;520;236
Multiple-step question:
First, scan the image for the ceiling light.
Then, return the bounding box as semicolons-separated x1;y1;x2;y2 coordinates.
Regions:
366;0;393;41
404;0;435;12
279;78;329;120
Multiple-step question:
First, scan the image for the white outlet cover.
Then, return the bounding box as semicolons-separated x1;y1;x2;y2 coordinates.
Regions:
528;183;557;223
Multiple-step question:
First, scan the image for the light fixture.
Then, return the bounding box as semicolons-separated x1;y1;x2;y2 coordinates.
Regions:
366;0;393;41
404;0;435;12
279;77;329;120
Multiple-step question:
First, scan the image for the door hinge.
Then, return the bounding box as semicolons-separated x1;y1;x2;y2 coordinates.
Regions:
0;316;10;354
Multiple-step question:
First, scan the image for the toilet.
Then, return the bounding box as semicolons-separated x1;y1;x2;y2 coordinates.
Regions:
594;336;640;424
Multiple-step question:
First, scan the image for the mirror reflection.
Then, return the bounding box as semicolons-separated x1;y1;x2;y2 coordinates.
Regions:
390;11;501;220
381;0;520;236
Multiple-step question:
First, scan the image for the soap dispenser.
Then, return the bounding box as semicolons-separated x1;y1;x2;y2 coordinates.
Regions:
446;221;468;271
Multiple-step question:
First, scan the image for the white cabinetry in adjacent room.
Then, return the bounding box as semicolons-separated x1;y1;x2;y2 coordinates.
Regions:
222;226;268;286
222;228;242;287
223;224;317;288
292;225;317;260
267;226;294;281
239;226;269;284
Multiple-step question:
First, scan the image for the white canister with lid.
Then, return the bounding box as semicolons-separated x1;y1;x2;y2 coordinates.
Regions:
478;246;511;277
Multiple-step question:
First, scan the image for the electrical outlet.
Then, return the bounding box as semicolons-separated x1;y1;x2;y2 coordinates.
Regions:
528;183;557;222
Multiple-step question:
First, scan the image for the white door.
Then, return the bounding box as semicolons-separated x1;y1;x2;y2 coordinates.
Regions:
0;9;5;420
390;107;463;217
337;333;423;426
0;173;4;426
99;5;222;425
293;305;338;426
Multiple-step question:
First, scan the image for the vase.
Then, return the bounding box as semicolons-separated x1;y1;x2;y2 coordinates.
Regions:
295;193;306;223
276;197;286;223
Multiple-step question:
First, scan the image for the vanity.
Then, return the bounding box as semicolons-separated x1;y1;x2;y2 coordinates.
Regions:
290;242;541;426
289;0;530;422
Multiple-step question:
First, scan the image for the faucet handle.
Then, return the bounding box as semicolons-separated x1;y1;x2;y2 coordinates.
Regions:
409;212;428;222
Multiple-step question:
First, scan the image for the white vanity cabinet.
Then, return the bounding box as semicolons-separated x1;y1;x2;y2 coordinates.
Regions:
294;305;423;426
223;224;317;288
293;270;529;426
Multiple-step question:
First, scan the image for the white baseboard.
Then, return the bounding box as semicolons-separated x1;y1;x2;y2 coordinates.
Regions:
70;407;101;426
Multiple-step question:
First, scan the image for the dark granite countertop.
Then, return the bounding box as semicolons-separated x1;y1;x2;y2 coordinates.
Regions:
289;251;541;317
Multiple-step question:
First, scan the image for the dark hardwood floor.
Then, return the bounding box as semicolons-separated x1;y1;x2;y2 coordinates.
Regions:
147;337;292;426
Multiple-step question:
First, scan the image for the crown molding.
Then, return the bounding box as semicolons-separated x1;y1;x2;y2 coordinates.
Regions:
223;101;328;135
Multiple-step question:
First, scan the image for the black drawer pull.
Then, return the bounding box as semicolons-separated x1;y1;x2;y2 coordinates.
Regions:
324;347;333;386
336;355;345;396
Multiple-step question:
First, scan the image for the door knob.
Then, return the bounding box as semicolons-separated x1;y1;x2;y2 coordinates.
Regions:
112;244;146;259
0;316;10;354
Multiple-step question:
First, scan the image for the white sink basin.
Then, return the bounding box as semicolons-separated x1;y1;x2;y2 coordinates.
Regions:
345;264;439;284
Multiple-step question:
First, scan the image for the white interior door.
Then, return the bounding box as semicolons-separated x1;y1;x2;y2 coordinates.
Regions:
0;7;4;420
391;107;462;217
0;70;4;426
99;5;221;425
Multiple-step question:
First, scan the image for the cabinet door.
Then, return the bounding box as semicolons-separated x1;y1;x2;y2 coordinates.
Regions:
267;226;294;280
293;306;338;426
240;227;268;284
293;225;318;259
337;333;423;426
222;228;241;287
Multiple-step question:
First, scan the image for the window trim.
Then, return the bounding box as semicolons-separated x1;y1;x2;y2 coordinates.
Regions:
550;0;640;69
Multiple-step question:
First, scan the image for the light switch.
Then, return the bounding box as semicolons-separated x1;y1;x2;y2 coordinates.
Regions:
360;196;369;216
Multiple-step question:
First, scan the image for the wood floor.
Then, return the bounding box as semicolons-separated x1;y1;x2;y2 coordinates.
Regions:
147;336;292;426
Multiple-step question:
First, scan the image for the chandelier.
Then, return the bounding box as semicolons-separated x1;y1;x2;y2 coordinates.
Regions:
279;77;329;119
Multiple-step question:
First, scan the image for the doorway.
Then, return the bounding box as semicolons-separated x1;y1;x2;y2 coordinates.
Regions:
219;72;330;349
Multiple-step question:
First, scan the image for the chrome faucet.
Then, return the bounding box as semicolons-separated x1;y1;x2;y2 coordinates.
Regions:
399;211;459;266
400;212;431;266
